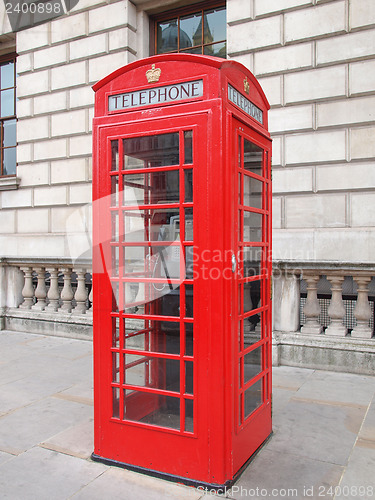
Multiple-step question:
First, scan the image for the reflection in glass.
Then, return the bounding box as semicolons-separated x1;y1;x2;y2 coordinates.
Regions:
185;246;194;279
184;169;193;202
244;139;263;176
124;391;180;430
180;13;201;46
244;175;263;209
112;387;120;418
180;47;202;55
125;288;182;317
185;284;193;318
157;19;178;53
111;246;119;277
0;89;14;117
123;209;180;242
184;131;193;164
203;42;226;58
123;133;179;169
3;147;16;175
243;212;262;242
244;378;262;419
111;212;119;242
112;317;120;348
112;352;120;383
111;176;119;206
244;347;262;383
112;282;119;312
243;280;261;314
111;141;119;171
1;61;14;89
123;171;179;206
205;7;226;43
3;119;16;146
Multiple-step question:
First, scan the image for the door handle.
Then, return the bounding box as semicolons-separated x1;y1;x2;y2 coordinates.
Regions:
231;253;237;273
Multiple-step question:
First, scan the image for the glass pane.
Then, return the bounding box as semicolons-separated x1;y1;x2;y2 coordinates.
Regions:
111;212;119;242
185;245;194;279
124;353;180;392
243;280;261;314
111;246;119;277
185;322;194;356
123;171;179;206
1;89;14;117
111;140;119;171
244;347;262;383
203;42;226;58
3;119;16;147
111;176;119;206
124;285;181;318
185;399;194;432
244;175;263;209
123;208;180;242
112;352;120;383
244;378;262;419
112;387;120;418
3;147;16;175
180;47;202;55
124;318;180;354
185;361;193;394
244;140;263;176
157;19;178;53
185;284;193;318
205;7;226;43
123;133;179;169
1;61;14;89
243;212;262;242
124;391;180;430
184;131;193;164
180;12;201;47
185;208;193;241
112;282;119;312
242;247;261;278
112;317;120;348
124;244;181;280
184;169;193;202
244;313;262;342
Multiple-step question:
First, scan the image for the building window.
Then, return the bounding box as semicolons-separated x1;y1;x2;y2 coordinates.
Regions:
0;56;16;177
153;2;226;59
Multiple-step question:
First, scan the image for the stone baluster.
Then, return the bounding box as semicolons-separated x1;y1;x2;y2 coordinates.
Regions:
19;266;35;309
32;267;47;311
325;276;347;336
59;267;74;313
46;267;60;312
351;277;373;339
301;273;323;335
73;268;88;314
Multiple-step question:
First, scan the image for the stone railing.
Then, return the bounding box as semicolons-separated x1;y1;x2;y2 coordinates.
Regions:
272;261;375;374
0;258;92;338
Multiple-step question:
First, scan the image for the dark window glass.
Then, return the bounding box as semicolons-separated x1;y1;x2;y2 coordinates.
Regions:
0;57;16;176
154;3;226;59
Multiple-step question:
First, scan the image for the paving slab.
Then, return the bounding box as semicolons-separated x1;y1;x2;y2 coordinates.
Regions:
0;446;106;500
267;399;366;465
0;450;14;466
293;370;375;406
359;394;375;443
272;366;315;391
232;447;344;500
0;396;93;453
335;439;375;500
271;387;296;415
40;417;94;459
70;465;203;500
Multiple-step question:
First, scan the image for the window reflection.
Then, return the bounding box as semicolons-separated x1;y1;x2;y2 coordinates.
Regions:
0;58;16;176
124;133;179;169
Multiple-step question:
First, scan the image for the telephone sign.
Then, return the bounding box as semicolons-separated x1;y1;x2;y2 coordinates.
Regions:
92;53;272;489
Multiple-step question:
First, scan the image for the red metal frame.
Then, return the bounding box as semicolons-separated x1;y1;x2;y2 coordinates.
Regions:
92;53;271;487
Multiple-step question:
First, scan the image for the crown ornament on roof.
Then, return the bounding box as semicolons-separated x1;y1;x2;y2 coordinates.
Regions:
243;77;250;94
146;64;161;83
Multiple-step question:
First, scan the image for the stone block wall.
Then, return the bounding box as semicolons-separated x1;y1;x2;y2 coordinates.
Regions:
0;0;137;259
228;0;375;263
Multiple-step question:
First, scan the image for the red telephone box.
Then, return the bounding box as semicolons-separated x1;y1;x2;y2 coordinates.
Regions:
92;53;272;488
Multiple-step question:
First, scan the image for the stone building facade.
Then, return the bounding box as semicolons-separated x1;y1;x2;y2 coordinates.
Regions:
0;0;374;372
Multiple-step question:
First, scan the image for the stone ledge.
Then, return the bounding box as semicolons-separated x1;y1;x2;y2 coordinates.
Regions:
273;331;375;375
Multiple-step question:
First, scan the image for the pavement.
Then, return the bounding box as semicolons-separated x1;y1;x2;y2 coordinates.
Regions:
0;330;374;500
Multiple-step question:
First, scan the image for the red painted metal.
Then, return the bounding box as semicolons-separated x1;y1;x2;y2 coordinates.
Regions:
92;53;272;487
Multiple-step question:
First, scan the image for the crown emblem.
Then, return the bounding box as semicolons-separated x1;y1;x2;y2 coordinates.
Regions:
243;77;250;94
146;64;161;83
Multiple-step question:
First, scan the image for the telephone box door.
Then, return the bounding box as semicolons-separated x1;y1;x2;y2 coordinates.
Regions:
94;112;212;480
231;118;272;471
